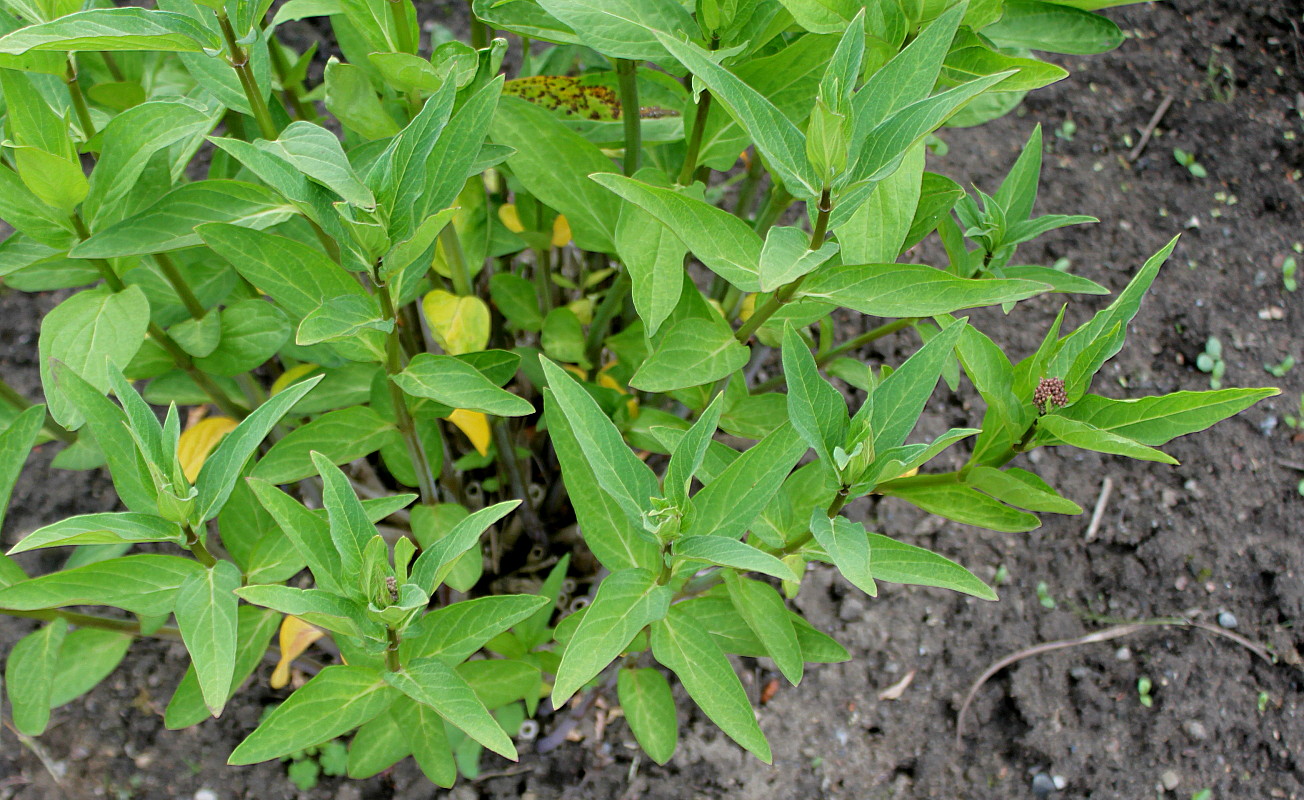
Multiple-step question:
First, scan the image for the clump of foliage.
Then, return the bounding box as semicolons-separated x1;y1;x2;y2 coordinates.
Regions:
0;0;1276;786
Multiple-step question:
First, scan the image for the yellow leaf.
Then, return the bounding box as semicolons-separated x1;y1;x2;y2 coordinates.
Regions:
895;467;919;480
551;214;572;248
177;416;238;483
738;293;757;322
270;363;319;396
448;408;491;457
271;616;325;689
596;371;627;396
567;297;593;325
498;203;525;234
421;289;490;355
562;364;587;381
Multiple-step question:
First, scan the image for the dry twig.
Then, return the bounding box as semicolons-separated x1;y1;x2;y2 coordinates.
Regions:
1084;476;1113;541
1127;93;1175;162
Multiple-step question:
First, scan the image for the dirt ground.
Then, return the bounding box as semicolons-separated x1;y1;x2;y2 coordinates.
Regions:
2;1;1303;798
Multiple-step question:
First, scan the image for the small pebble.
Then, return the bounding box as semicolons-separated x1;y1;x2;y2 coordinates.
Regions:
1052;775;1067;790
1183;720;1210;741
194;791;217;800
1161;770;1181;791
1259;415;1279;436
1032;773;1056;798
1115;646;1132;661
1218;611;1239;629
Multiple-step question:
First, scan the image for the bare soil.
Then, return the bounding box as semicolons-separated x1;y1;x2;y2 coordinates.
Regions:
2;1;1302;799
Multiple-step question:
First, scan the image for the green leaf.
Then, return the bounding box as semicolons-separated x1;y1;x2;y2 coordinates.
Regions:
12;145;88;214
592;172;762;291
229;665;399;764
0;405;44;533
782;324;847;470
174;559;241;717
393;699;457;787
165;606;279;729
233;584;379;639
383;657;518;759
1035;414;1179;464
0;7;220;53
5;618;67;735
493;97;619;252
324;58;400;140
402;595;549;663
655;32;818;198
685;423;807;541
489;273;544;332
618;667;678;764
261;121;375;209
312;450;376;586
347;709;410;779
724;573;802;685
809;512;876;596
614;172;687;337
867;317;967;454
536;0;693;61
662;393;725;508
8;512;184;554
1001;265;1108;296
852;3;965;132
192;376;322;523
800;265;1048;317
1058;389;1278;445
758;226;840;292
39;286;150;428
984;0;1124;54
252;406;399;484
246;478;345;596
394;354;534;416
672;536;798;582
966;466;1082;514
867;533;996;599
651;605;771;762
52;364;155;513
194;299;293;377
836;144;924;264
553;568;672;705
878;479;1043;531
70;181;296;259
631;318;749;392
459;659;540;709
408;501;520;592
48;627;133;708
0;554;204;616
903;172;965;251
776;0;858;33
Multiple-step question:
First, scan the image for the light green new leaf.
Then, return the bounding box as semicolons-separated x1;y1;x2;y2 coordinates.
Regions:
408;501;520;592
553;568;672;706
592;172;763;291
246;479;344;596
9;512;184;554
852;2;966;132
401;595;549;663
725;573;802;685
394;354;534;417
836;144;924;264
1058;389;1278;446
324;58;400;140
295;295;391;356
5;618;67;735
165;606;279;729
261;121;375;209
672;535;799;582
312;450;375;582
0;7;220;53
49;627;133;709
537;0;693;61
383;657;518;759
39;286;150;428
651;605;771;763
782;324;847;470
776;0;859;33
618;668;678;764
252;406;399;485
662;393;725;508
759;226;840;292
800;265;1048;317
193;376;322;523
965;466;1082;514
71;181;296;259
867;533;996;599
1035;414;1179;464
0;405;44;533
174;559;241;717
0;554;204;616
194;299;293;377
631;318;749;393
984;0;1124;55
229;665;399;764
809;512;876;596
52;364;154;513
686;423;807;541
614;172;687;337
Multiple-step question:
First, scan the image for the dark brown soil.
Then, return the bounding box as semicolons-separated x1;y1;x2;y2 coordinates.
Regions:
3;2;1303;799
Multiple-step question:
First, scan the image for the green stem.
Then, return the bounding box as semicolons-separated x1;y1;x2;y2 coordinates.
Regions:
678;88;712;186
584;270;630;366
217;10;279;140
63;60;95;141
752;182;793;238
439;225;474;297
387;0;416;54
0;379;76;444
265;29;317;122
385;627;401;672
616;59;641;176
377;283;440;506
733;150;763;220
519;35;532;76
154;252;206;321
185;526;217;567
0;607;182;640
533;247;554;317
490;418;546;546
468;0;488;49
100;52;125;82
735;189;831;344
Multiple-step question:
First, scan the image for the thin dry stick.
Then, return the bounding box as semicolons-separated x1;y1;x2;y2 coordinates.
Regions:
955;618;1275;748
1127;93;1174;162
1084;476;1113;541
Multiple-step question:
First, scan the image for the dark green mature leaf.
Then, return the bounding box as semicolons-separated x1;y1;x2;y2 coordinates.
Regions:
459;659;540;709
383;657;517;759
984;0;1124;54
48;627;133;708
393;699;457;787
263;121;375;209
246;478;345;596
903;172;965;251
472;0;580;44
233;584;380;639
758;226;839;292
194;299;293;377
662;393;725;508
1035;414;1179;464
651;605;771;763
0;8;221;53
394;354;534;416
615;174;687;337
0;405;43;533
878;480;1042;531
631;318;749;392
537;0;693;61
174;559;241;716
228;666;399;764
53;365;155;513
867;533;997;599
809;512;876;596
868;316;967;454
252;406;399;484
800;265;1048;317
672;536;799;582
553;568;672;705
965;466;1082;514
408;501;520;592
1058;389;1278;445
0;554;204;616
402;595;549;663
836;144;924;265
9;512;184;554
71;181;296;259
5;618;67;735
347;710;410;779
618;667;678;764
724;573;802;685
852;3;964;132
165;606;279;729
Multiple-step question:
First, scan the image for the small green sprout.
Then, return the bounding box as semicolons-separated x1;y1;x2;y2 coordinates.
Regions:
1173;148;1208;178
1257;691;1270;714
1285;395;1303;429
1196;337;1226;388
1035;581;1056;609
1283;256;1298;292
1191;789;1213;800
994;564;1010;585
1137;676;1154;708
1055;119;1077;142
1264;356;1295;378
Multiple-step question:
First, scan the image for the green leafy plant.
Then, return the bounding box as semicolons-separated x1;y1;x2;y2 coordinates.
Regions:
0;0;1276;787
1173;147;1208;178
1137;675;1154;708
1264;356;1294;378
1282;255;1297;292
1197;336;1226;388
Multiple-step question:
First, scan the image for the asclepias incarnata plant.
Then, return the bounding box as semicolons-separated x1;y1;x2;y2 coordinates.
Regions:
0;0;1277;785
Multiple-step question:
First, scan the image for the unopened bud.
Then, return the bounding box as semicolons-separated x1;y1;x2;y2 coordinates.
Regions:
1033;377;1068;413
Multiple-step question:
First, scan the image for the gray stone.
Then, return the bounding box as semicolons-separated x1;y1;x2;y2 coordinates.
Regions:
1161;770;1181;791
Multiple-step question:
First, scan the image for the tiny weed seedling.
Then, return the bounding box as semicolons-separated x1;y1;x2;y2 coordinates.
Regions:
0;0;1279;786
1036;581;1057;610
1197;337;1227;388
1283;256;1298;292
1174;148;1209;178
1264;356;1295;378
1285;395;1303;429
1137;676;1155;708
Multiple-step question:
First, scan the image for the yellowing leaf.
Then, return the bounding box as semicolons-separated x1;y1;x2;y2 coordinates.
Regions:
707;298;726;320
596;368;627;396
177;417;238;482
498;203;525;234
738;293;757;322
270;363;320;396
503;75;622;121
567;297;593;325
552;214;572;248
563;364;587;381
448;408;491;456
421;290;490;355
270;615;325;690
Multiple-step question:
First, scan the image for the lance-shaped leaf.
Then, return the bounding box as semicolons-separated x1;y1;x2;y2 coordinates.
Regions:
809;512;876;596
174;560;241;717
39;286;149;428
672;536;799;582
52;365;155;512
252;406;399;485
48;627;134;709
233;584;380;639
5;618;67;735
965;466;1082;514
0;405;43;533
553;568;672;706
0;7;221;53
618;667;678;765
1035;414;1179;464
261;121;375;209
592;172;763;291
416;76;503;230
662;393;725;508
9;512;184;554
724;573;803;685
537;0;693;61
393;354;533;417
631;318;750;393
229;666;399;764
866;317;968;454
852;3;966;134
800;265;1048;317
165;606;279;729
408;501;520;592
782;324;848;471
685;423;808;541
383;657;518;759
70;181;296;259
347;709;410;779
836;144;924;265
312;450;376;584
759;226;840;292
984;0;1124;54
246;478;345;596
615;173;687;337
867;533;996;600
401;595;549;663
192;376;321;523
878;479;1043;531
1058;388;1278;445
651;605;771;763
0;554;204;616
